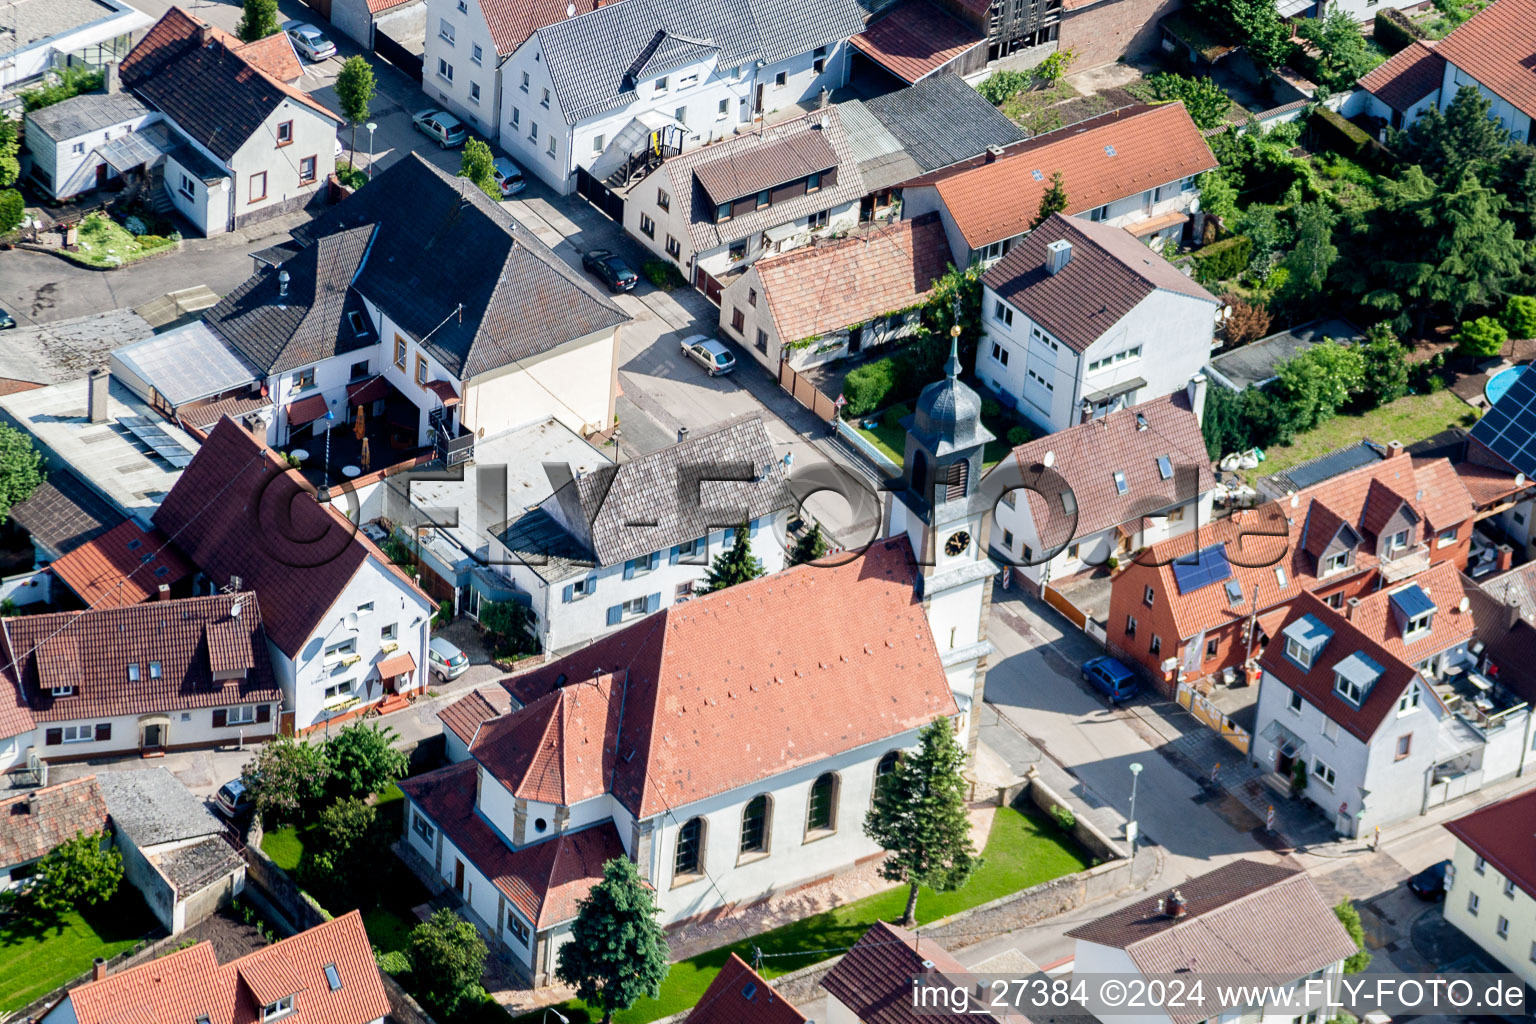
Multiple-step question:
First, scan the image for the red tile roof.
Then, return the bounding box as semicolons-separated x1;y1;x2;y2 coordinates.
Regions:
494;538;958;818
0;776;108;868
470;676;622;805
1349;560;1476;665
480;0;606;54
153;418;427;658
234;32;304;84
65;911;390;1024
439;685;517;745
1358;41;1444;113
0;675;35;741
1009;391;1213;543
754;214;952;345
905;103;1217;249
1449;458;1526;508
1444;784;1536;901
823;921;1013;1024
1409;457;1477;530
49;520;195;608
688;954;806;1024
849;0;985;85
1433;0;1536;120
1;592;280;723
1257;593;1421;742
398;761;625;927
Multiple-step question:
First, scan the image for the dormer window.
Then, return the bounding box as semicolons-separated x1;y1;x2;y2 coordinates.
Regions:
1281;614;1332;670
1389;528;1410;550
262;996;294;1021
1332;651;1383;705
1324;551;1350;574
1389;584;1436;640
1285;638;1313;668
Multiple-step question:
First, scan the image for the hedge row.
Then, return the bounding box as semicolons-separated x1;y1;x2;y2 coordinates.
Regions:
1192;235;1253;285
1373;8;1426;54
1310;106;1384;165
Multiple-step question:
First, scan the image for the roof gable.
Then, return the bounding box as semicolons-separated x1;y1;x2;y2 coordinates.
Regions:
1358;40;1444;113
689;954;806;1024
1445;785;1536;901
823;922;1003;1024
1433;0;1536;121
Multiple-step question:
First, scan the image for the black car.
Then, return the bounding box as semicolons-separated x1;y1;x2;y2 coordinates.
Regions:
1407;859;1452;900
0;308;15;330
582;249;638;292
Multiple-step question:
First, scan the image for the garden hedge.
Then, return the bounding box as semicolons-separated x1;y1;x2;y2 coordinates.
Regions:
843;357;903;417
1373;8;1426;54
1310;106;1385;165
1192;235;1253;285
0;189;22;234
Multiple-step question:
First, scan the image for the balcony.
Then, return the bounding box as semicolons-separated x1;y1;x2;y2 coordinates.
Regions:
434;423;475;468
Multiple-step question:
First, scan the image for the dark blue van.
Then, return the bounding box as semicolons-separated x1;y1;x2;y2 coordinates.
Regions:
1082;656;1140;703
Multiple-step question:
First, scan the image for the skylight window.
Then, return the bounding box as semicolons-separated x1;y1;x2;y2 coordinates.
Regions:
347;311;369;336
1275;567;1287;587
1031;169;1043;181
127;663;140;682
1157;455;1173;480
149;661;162;679
1105;144;1117;156
1113;471;1128;496
324;963;342;991
1060;491;1077;515
1224;580;1243;607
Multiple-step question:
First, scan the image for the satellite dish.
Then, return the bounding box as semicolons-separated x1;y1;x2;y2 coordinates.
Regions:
567;2;575;13
1519;473;1528;487
345;612;359;629
1043;450;1056;468
230;602;242;619
1289;491;1298;508
1458;597;1471;613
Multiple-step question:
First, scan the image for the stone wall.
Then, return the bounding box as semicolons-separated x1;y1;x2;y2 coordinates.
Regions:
1021;768;1129;864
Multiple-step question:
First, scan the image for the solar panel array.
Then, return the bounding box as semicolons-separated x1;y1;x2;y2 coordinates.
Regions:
114;322;261;407
118;416;193;468
1470;365;1536;477
1172;543;1232;595
1283;442;1381;491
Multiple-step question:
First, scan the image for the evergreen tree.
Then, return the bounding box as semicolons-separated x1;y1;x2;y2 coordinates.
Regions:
1357;324;1409;407
335;57;377;170
1394;85;1510;182
235;0;280;42
704;522;765;591
1279;201;1339;304
556;858;670;1024
1030;171;1068;230
790;523;829;565
863;718;980;926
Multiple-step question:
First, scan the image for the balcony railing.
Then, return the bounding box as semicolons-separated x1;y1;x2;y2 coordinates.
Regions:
435;425;475;468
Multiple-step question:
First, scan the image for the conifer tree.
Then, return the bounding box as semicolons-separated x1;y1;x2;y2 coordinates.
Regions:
555;858;670;1024
790;522;829;565
1030;171;1068;230
704;522;764;591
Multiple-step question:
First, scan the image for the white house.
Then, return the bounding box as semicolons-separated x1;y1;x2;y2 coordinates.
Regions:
1067;860;1358;1024
494;0;866;195
1443;785;1536;990
992;384;1216;587
40;912;390;1024
152;419;435;733
899;102;1217;268
978;213;1220;433
22;90;158;200
490;417;790;654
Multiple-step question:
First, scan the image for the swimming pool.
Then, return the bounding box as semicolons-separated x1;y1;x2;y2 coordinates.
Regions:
1487;365;1527;406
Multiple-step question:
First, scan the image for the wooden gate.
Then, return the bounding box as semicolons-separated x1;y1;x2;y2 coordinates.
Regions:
576;167;625;221
374;27;423;82
777;359;837;421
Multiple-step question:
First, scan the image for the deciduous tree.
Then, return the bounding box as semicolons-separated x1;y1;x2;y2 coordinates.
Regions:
242;734;330;824
325;722;407;800
1221;296;1271;346
1136;72;1232;130
335;57;376;169
0;424;42;523
1275;340;1364;431
0;117;20;189
1357;324;1409;406
1198;170;1240;226
410;908;488;1018
1333;900;1373;973
556;858;670;1024
1503;295;1536;339
459;138;500;199
235;0;280;42
1294;11;1384;92
33;832;122;913
1455;315;1508;357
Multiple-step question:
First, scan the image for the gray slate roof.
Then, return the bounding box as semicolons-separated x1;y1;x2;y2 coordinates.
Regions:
533;0;867;125
97;767;226;848
10;470;127;557
862;72;1025;172
215;154;627;380
27;91;152;141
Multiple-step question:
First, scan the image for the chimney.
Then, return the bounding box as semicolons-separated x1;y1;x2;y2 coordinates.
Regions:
1345;596;1361;621
87;368;109;424
818;87;830;109
984;144;1004;163
1498;544;1514;573
199;23;216;46
1187;373;1208;427
104;61;121;95
93;958;107;982
677;426;689;443
1080;400;1093;425
1507;589;1522;630
278;269;290;300
157;584;171;601
1164;889;1188;919
1386;440;1405;459
1045;239;1072;275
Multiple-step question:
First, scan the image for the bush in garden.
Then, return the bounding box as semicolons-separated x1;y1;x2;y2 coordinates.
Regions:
842;357;901;417
1193;235;1253;285
1455;316;1508;357
1503;295;1536;339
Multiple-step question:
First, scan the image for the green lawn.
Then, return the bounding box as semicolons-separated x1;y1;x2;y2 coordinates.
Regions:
0;888;157;1012
1241;390;1479;485
854;402;1015;472
517;803;1092;1024
65;213;176;268
261;825;305;871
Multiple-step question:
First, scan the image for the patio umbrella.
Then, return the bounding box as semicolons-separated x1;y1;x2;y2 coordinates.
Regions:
354;404;366;441
360;437;371;472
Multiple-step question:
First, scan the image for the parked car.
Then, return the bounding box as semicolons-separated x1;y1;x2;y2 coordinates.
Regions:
1082;656;1140;703
492;157;526;197
680;335;736;376
581;249;638;292
1408;859;1452;900
214;777;253;818
428;637;470;681
286;23;337;61
413;109;467;149
0;308;14;330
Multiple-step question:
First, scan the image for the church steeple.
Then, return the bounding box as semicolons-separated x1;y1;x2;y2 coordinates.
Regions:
901;326;994;525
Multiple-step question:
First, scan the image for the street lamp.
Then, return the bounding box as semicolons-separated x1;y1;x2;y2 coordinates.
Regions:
543;1011;569;1024
365;122;378;179
323;405;337;483
1127;762;1144;846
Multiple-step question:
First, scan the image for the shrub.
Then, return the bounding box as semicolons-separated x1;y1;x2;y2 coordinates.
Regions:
1222;297;1272;346
19;67;103;112
1050;804;1077;831
843;356;902;417
1503;295;1536;339
641;259;686;290
1333;900;1373;973
1192;235;1253;285
1455;316;1508;357
976;70;1030;106
336;166;368;190
1309;106;1380;164
137;234;173;249
1006;425;1031;447
0;189;23;233
981;397;1002;420
1374;8;1426;53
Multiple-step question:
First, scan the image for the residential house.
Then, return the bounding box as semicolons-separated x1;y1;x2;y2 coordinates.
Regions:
899;102;1217;267
855;72;1025;175
332;0;424;51
1109;445;1478;694
97;768;245;934
0;590;282;761
978;212;1220;433
401;536;972;983
152;418;435;732
1251;577;1529;837
1442;785;1536;989
0;776;107;890
40;911;390;1024
48;519;196;608
1355;41;1445;132
689;954;806;1023
719;213;953;371
489;417;790;654
25;8;344;234
1461;570;1536;708
494;0;866;195
1462;364;1536;564
177;153;629;457
993;384;1216;587
1067;860;1357;1024
0;0;149;95
9;469;126;566
439;684;517;763
849;1;988;87
0;676;35;779
822;920;1018;1023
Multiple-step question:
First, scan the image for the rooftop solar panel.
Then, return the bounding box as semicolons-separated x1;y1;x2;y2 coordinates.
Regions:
1282;443;1382;491
1172;543;1232;594
118;416;193;468
1471;366;1536;476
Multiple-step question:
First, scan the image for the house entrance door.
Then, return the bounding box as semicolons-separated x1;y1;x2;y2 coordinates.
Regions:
454;859;465;895
848;324;863;354
142;723;164;749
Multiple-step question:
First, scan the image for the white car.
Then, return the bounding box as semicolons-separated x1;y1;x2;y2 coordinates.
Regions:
492;157;526;197
287;23;337;61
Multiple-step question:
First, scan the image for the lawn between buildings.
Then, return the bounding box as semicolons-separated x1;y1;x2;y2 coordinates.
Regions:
855;401;1016;471
0;887;158;1012
517;801;1093;1024
62;213;178;269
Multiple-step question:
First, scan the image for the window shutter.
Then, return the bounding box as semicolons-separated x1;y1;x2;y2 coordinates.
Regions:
749;519;759;537
650;551;661;570
647;591;662;613
213;708;228;728
606;605;622;626
257;704;271;724
584;577;597;596
95;723;111;742
45;728;61;745
562;584;574;603
623;561;636;581
669;546;680;565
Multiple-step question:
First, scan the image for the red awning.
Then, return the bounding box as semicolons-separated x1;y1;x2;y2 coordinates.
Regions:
376;651;416;679
287;393;328;427
347;375;390;406
424;380;461;407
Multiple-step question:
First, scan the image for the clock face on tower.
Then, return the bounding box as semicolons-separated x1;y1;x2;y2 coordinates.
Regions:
945;530;971;557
